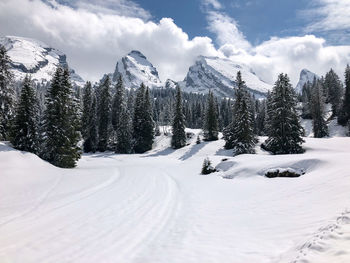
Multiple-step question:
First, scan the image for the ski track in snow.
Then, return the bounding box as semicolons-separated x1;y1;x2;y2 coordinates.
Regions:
1;131;350;262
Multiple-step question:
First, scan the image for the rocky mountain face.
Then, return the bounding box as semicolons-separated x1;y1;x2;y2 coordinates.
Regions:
178;56;272;98
109;50;162;89
295;69;319;94
0;36;84;86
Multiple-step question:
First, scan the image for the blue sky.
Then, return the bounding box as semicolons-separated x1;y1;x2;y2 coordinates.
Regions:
135;0;311;46
1;0;349;84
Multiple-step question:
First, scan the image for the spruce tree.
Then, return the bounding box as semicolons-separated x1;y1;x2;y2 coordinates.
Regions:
171;86;186;149
338;65;350;126
89;93;98;153
264;73;304;154
324;69;343;116
0;45;15;140
133;84;155;153
223;71;257;154
81;81;95;152
11;75;39;153
311;80;328;138
112;76;124;132
42;67;81;168
203;91;219;141
97;76;111;152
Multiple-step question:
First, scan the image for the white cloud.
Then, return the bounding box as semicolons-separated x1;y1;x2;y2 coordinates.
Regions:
202;0;222;10
304;0;350;32
0;0;218;82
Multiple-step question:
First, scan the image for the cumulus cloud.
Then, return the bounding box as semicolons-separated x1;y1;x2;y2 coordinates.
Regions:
0;0;218;82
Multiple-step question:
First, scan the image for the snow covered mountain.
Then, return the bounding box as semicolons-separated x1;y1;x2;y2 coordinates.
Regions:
110;50;162;89
0;36;84;86
179;56;272;98
295;69;319;94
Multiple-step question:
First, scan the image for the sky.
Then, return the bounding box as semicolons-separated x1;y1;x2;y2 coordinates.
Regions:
0;0;350;85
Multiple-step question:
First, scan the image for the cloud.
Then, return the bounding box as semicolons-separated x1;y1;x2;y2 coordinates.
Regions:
0;0;218;82
202;0;222;10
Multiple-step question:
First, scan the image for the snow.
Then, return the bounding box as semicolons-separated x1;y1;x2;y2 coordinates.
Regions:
295;69;319;94
1;132;350;263
181;56;272;98
111;50;163;89
0;36;84;86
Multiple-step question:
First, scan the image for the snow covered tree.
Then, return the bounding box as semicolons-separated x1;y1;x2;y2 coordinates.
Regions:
10;75;39;153
89;93;98;153
42;67;81;168
223;71;257;154
201;157;216;175
338;65;350;126
112;76;132;153
256;99;267;136
0;45;15;140
301;81;313;119
263;73;304;154
133;83;155;153
171;86;186;149
324;69;343;117
203;91;219;141
311;80;328;138
97;76;111;152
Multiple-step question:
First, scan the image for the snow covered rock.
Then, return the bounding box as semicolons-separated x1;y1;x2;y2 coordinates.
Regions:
179;56;272;98
264;167;305;178
164;79;177;89
295;69;319;94
110;50;162;89
0;36;84;86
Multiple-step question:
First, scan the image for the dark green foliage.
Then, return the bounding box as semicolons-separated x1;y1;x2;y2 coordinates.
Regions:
97;76;111;152
324;69;343;116
223;71;257;155
311;80;328;138
10;75;39;153
301;81;313;119
171;86;186;149
42;67;81;168
82;81;98;152
203;91;219;141
201;157;216;175
338;65;350;126
264;73;304;154
133;83;155;153
255;99;267;136
0;45;15;140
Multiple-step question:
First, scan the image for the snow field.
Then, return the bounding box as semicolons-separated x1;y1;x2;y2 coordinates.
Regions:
1;130;350;262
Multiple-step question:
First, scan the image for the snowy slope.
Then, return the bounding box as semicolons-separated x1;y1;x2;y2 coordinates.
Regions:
180;56;272;98
2;133;350;263
295;69;319;94
109;50;162;89
0;36;84;86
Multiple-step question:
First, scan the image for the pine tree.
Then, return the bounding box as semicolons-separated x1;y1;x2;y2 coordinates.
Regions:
338;65;350;126
89;93;98;153
203;91;219;141
171;86;186;149
133;83;155;153
311;80;328;138
324;69;343;116
0;45;15;140
97;76;111;152
112;76;123;132
42;67;81;168
264;73;304;154
10;75;39;153
223;71;257;155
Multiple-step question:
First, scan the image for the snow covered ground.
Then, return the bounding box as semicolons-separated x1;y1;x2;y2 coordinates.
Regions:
1;130;350;263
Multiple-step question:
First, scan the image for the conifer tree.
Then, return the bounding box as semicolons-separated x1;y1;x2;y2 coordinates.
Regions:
133;83;155;153
223;71;257;154
89;93;98;153
311;80;328;138
203;91;219;141
338;65;350;126
0;45;15;140
81;81;95;152
112;76;123;132
171;85;186;149
97;76;111;152
42;67;81;168
324;69;343;116
264;73;304;154
11;75;39;153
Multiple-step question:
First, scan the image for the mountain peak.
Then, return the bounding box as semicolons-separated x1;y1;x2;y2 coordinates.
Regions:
128;50;147;59
295;69;319;94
